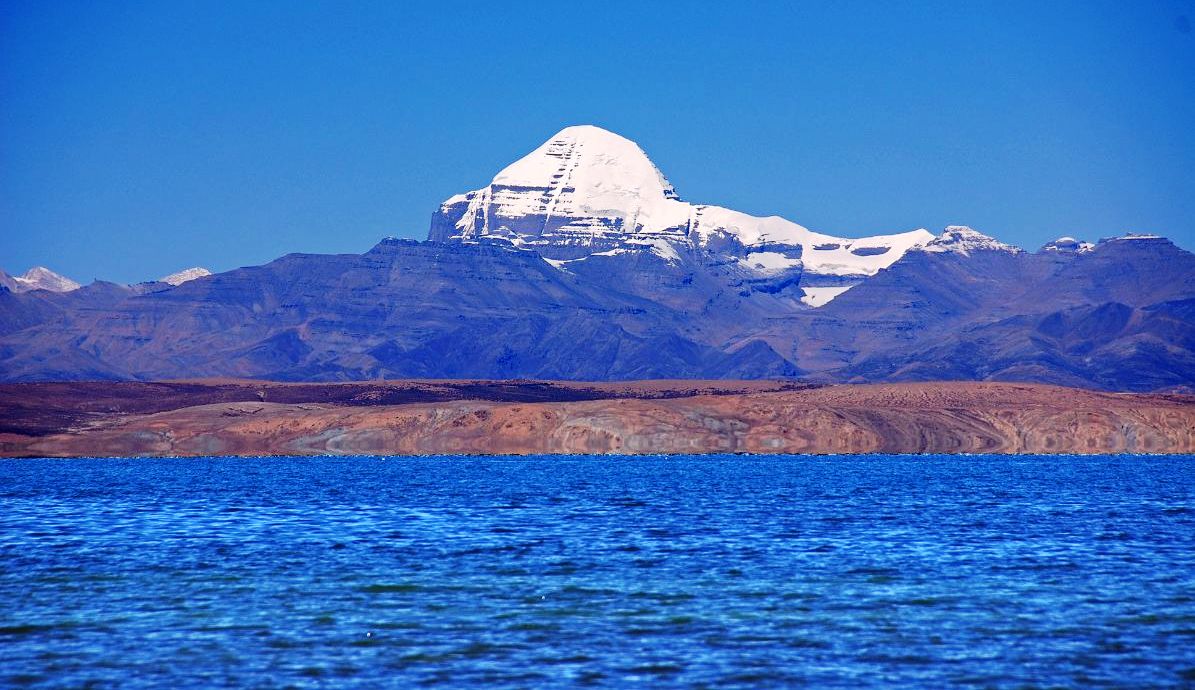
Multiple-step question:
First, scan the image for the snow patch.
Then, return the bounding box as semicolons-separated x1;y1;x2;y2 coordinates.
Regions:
1041;237;1095;253
626;237;683;264
159;267;212;285
800;285;853;307
745;251;802;275
801;228;935;276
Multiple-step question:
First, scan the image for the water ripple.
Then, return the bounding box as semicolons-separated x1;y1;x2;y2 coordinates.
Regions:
1;455;1193;688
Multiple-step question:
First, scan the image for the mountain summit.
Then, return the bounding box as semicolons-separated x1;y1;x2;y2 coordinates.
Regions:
429;125;686;250
158;267;212;286
430;125;933;292
0;267;81;293
918;226;1022;256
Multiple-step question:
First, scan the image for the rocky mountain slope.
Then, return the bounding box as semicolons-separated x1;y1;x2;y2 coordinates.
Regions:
1;126;1193;389
0;240;797;381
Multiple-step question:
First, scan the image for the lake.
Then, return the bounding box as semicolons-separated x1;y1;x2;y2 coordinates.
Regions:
2;455;1194;688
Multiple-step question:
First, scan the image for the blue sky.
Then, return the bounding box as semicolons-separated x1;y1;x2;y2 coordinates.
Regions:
2;0;1194;284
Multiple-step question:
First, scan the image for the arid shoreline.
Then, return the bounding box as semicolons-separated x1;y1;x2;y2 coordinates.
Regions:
1;379;1193;457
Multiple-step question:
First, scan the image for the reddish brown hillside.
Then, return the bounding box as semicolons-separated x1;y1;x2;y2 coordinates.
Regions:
2;380;1191;457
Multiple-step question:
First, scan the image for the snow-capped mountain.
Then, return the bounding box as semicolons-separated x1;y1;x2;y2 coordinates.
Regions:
1041;236;1095;254
1;124;1191;389
3;267;81;293
159;267;212;285
430;125;933;304
915;226;1022;256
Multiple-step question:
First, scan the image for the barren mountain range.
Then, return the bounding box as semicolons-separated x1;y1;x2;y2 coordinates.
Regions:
2;126;1193;390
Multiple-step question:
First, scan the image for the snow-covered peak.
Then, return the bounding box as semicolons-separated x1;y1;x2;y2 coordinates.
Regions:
917;226;1022;256
1041;236;1094;253
159;267;212;285
12;266;81;292
430;125;934;278
494;125;679;209
437;124;693;244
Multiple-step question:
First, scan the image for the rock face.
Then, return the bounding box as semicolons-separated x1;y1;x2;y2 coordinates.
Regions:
1;126;1194;390
3;380;1191;457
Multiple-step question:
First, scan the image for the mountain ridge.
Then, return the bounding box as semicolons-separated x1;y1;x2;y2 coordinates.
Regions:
1;125;1192;390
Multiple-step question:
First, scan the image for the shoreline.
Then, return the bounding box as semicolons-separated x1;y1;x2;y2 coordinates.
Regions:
3;379;1193;457
5;452;1193;460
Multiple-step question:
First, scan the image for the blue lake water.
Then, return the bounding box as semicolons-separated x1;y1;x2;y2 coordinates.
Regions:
1;455;1194;688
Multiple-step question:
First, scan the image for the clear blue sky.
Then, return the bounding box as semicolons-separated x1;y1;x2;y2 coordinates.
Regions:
2;0;1193;284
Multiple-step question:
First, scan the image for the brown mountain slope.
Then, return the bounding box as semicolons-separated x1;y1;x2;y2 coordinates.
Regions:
2;380;1191;457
